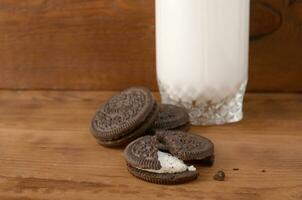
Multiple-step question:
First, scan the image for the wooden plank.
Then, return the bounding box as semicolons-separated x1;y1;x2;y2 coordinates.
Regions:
0;0;301;91
249;0;302;92
0;91;301;200
0;0;156;91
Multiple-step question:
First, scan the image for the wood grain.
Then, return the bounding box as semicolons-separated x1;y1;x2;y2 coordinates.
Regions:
0;0;156;91
0;0;301;92
250;1;282;40
0;91;302;200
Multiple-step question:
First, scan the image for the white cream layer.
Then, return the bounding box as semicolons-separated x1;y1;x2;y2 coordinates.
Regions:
138;151;196;174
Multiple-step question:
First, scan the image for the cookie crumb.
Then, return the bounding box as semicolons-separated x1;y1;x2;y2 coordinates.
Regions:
213;171;225;181
233;168;239;171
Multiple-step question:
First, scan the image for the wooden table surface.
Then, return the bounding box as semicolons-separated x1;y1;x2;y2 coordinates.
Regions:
0;91;301;200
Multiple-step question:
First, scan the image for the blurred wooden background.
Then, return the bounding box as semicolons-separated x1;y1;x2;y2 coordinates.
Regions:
0;0;301;92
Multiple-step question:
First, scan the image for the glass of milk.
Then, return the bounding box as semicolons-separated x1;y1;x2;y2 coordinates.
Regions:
156;0;250;126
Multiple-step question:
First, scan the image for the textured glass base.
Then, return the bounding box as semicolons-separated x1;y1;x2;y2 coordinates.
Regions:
158;81;247;126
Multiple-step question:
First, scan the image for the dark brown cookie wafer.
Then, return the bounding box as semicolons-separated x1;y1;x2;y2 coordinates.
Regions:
124;136;161;170
199;154;215;166
172;122;191;132
156;130;215;161
151;104;190;131
97;103;159;147
127;164;198;185
90;87;159;147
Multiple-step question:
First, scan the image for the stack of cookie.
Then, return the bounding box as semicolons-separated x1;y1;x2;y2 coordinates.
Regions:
90;87;215;184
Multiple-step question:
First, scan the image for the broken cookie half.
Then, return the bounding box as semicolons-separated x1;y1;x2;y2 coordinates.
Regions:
124;131;214;185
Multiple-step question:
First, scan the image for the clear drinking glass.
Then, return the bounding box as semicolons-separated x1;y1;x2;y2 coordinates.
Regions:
156;0;250;125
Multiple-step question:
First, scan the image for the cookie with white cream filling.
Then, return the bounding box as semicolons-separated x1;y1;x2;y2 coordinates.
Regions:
124;136;199;184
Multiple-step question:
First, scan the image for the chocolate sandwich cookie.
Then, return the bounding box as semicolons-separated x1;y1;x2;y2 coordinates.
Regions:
156;130;215;164
90;87;159;147
124;136;199;185
151;104;190;132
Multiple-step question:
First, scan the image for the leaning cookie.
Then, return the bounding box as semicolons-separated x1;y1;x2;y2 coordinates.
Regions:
156;130;215;165
150;104;190;132
124;136;198;185
90;87;159;147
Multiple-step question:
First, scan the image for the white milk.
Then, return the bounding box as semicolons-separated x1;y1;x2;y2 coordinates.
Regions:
156;0;250;125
